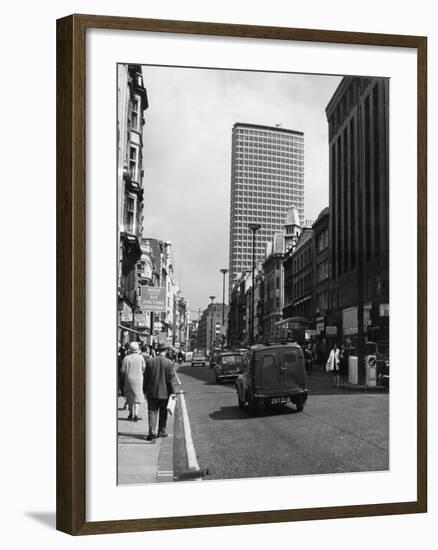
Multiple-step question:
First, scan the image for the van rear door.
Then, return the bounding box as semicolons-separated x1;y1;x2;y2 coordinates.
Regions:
280;349;305;391
258;351;280;392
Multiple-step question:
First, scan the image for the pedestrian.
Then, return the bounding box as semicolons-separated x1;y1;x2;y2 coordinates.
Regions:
339;344;350;385
117;343;126;396
326;343;340;386
143;342;177;442
121;341;145;421
140;342;150;365
122;341;131;409
304;344;313;375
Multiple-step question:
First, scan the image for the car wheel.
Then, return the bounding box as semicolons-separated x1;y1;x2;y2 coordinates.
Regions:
237;393;245;409
248;393;259;417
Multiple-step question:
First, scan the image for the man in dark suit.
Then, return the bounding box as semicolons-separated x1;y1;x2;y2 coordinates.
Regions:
143;342;178;442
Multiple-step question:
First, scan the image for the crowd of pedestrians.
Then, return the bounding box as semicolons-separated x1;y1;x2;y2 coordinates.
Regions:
299;340;352;387
118;340;178;443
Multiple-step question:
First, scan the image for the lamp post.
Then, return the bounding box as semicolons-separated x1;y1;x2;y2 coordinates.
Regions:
220;268;228;350
248;223;261;346
209;295;215;358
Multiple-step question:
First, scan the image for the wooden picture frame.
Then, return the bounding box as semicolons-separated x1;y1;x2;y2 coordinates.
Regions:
56;13;427;535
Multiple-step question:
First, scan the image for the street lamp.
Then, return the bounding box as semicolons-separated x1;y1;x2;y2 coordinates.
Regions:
220;268;228;350
248;223;261;346
209;295;215;358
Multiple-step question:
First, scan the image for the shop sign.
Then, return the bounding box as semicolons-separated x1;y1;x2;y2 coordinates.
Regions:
135;311;148;327
379;303;390;317
326;326;338;336
140;287;166;313
121;302;133;323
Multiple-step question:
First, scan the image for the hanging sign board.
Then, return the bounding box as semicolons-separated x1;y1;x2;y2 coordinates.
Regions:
140;287;166;312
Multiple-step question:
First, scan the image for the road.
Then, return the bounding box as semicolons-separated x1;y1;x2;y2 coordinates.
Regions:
175;362;389;481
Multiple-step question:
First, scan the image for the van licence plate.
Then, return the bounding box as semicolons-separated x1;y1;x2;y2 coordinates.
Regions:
271;396;290;405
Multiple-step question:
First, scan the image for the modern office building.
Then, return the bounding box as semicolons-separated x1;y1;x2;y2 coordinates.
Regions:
325;76;389;342
228;123;305;296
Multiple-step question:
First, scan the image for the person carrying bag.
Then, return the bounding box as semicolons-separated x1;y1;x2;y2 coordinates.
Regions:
143;342;177;442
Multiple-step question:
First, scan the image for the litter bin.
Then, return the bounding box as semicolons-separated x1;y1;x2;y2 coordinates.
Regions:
348;355;358;384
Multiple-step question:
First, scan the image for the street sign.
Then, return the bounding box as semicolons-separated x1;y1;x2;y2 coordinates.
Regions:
140;287;166;313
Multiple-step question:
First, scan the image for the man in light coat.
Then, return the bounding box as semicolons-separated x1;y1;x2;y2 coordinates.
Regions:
143;342;178;442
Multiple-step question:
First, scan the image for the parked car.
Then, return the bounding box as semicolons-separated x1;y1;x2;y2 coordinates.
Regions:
191;351;207;367
214;352;245;383
236;342;308;416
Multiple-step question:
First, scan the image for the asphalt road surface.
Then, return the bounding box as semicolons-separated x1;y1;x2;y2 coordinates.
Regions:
176;362;389;481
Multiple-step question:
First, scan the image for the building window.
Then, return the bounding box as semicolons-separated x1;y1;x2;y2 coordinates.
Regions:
376;274;382;296
125;194;136;233
129;145;140;182
131;95;141;131
367;275;373;299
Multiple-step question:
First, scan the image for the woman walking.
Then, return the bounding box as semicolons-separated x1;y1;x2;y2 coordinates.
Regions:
339;344;350;386
326;344;340;387
121;341;145;421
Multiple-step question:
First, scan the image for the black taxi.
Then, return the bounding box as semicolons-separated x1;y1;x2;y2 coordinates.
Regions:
236;342;308;415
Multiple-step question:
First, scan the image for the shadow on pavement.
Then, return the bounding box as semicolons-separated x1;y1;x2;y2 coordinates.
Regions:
177;365;218;386
178;364;386;396
118;432;146;441
209;403;297;420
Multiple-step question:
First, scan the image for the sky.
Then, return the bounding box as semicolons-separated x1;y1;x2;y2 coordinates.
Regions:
140;65;342;316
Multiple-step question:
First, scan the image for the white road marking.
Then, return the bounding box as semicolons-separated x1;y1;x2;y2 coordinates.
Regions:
175;371;182;385
179;390;201;474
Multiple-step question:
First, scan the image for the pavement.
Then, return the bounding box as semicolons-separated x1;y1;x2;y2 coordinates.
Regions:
117;363;387;485
117;396;175;485
306;363;387;393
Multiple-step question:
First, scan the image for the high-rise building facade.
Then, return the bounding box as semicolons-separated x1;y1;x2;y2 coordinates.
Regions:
229;123;304;295
325;76;389;343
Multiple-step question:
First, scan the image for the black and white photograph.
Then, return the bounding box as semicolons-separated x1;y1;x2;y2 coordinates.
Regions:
117;63;390;485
